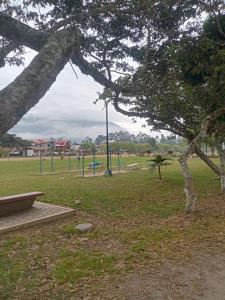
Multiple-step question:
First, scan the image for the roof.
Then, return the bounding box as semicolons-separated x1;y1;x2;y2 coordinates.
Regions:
55;140;70;147
32;139;48;145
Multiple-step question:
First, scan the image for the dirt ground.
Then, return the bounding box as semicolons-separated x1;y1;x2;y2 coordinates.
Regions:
2;212;225;300
113;252;225;300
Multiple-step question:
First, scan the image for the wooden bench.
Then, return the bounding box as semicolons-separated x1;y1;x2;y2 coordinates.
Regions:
127;163;141;170
0;192;44;217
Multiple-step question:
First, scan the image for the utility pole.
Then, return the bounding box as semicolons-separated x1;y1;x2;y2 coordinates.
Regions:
104;101;112;176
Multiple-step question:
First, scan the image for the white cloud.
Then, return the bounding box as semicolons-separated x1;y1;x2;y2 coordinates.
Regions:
1;50;151;140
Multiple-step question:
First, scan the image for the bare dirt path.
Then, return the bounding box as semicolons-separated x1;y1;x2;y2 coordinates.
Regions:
114;252;225;300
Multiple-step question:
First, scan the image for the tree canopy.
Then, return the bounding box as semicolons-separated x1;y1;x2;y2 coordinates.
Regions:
0;133;31;147
99;9;225;176
1;0;225;212
0;0;219;135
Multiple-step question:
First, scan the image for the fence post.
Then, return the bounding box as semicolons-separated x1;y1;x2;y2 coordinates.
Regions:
39;151;43;174
117;150;120;173
77;156;80;170
93;152;96;176
68;152;71;172
82;154;85;177
109;150;112;170
51;150;54;173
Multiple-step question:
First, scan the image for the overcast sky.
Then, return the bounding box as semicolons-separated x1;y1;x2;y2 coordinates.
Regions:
0;50;151;142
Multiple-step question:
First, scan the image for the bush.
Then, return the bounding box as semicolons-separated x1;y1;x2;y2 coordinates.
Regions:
0;147;10;158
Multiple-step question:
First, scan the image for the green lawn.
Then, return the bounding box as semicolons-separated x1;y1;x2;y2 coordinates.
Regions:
0;155;148;176
0;156;225;299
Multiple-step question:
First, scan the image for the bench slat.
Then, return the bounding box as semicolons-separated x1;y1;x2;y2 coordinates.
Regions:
127;163;141;171
0;192;44;204
0;192;44;217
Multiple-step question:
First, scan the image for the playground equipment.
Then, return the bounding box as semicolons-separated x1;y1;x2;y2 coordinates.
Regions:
37;149;143;177
88;162;103;169
127;163;141;170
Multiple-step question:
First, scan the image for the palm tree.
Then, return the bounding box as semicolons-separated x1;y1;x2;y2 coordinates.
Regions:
148;155;172;180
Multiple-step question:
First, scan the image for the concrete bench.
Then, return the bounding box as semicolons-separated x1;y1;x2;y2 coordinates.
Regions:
127;163;141;170
0;192;44;217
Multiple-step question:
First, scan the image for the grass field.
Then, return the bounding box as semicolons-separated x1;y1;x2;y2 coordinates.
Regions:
1;156;225;299
0;155;148;176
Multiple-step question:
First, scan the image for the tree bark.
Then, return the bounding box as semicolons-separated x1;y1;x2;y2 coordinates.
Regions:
220;154;225;193
215;142;225;193
0;30;80;135
179;146;197;213
178;110;225;212
0;13;48;51
194;146;220;176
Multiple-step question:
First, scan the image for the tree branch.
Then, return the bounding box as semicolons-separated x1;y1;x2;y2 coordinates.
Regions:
194;146;220;176
216;14;225;39
0;40;19;67
113;99;149;118
71;53;129;93
0;13;48;51
0;30;80;135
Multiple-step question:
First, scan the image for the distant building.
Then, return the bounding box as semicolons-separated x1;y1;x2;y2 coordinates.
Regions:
55;139;71;152
71;144;81;152
32;139;50;155
31;138;71;156
9;148;22;156
22;147;34;157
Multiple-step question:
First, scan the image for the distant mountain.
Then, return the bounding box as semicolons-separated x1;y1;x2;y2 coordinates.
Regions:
10;115;123;142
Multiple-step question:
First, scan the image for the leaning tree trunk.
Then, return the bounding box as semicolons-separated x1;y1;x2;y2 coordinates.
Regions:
179;146;197;213
220;154;225;193
194;146;220;176
215;142;225;193
0;29;80;135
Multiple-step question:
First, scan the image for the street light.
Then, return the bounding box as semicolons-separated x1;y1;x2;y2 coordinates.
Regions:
104;101;112;176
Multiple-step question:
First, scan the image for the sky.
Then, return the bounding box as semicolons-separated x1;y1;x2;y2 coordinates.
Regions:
0;50;152;142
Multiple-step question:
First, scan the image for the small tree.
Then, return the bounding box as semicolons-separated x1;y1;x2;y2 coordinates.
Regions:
81;137;96;154
148;155;172;180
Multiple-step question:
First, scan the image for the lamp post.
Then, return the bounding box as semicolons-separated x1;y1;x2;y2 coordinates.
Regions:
104;101;112;176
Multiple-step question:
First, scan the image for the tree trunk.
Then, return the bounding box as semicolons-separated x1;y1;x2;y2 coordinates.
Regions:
220;158;225;193
0;30;80;135
179;111;225;212
158;165;162;180
179;147;197;213
215;142;225;193
194;146;220;176
0;12;49;52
